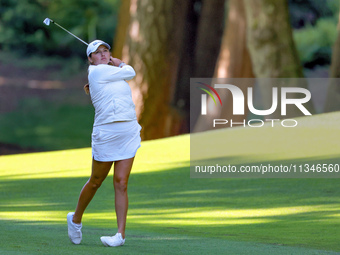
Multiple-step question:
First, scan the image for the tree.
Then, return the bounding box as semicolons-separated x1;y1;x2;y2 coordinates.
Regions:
177;0;225;132
244;0;303;78
193;0;254;131
193;0;225;78
243;0;315;118
121;0;190;140
119;0;226;139
112;0;131;60
324;12;340;112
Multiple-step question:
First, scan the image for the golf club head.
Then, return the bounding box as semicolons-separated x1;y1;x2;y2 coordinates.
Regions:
43;18;51;26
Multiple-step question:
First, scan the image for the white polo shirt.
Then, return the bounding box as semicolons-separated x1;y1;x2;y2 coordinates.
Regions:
88;64;137;126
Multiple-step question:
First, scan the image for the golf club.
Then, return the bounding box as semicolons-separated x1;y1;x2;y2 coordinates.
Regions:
43;18;88;46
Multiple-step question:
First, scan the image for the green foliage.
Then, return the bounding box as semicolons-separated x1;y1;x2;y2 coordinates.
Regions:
287;0;339;68
46;0;120;57
293;18;338;68
0;0;120;57
289;0;339;28
0;0;48;54
326;0;340;16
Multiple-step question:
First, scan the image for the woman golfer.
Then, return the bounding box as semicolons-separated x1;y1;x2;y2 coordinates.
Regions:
67;40;141;247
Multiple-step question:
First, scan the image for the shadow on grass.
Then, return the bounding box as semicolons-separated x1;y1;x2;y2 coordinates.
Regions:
0;156;340;253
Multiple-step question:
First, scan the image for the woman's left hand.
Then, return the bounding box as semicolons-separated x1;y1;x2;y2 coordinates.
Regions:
109;57;124;67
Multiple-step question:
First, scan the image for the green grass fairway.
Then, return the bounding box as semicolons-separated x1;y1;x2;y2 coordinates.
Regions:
1;113;340;254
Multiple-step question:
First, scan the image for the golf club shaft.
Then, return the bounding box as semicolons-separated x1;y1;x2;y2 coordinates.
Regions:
52;21;88;46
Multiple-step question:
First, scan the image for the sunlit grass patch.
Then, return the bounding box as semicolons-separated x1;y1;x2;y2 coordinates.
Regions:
1;113;340;253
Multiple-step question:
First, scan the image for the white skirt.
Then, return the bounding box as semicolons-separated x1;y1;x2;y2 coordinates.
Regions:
91;120;141;162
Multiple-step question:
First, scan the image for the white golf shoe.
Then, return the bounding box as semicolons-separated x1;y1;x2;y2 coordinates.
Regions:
100;233;125;247
67;212;82;244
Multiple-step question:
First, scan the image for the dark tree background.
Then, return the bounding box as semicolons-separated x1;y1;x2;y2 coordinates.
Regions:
0;0;339;150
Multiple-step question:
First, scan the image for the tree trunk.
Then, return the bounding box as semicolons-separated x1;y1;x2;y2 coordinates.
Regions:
324;14;340;112
112;0;131;60
243;0;314;118
176;0;225;133
243;0;303;78
171;0;199;136
194;0;225;77
123;0;190;140
193;0;254;132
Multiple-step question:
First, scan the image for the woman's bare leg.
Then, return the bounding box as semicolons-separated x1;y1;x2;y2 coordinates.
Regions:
113;157;134;239
73;159;113;224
